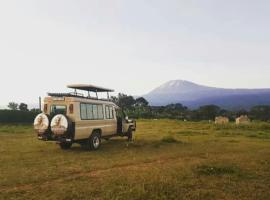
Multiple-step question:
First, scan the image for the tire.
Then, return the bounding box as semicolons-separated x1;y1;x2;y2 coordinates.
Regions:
59;142;72;150
34;113;50;135
88;132;101;150
127;127;133;142
51;114;70;136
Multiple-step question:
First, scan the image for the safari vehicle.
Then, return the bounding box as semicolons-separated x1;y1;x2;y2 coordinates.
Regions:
33;84;136;150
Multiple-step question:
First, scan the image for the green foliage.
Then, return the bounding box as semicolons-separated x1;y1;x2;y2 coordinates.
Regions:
112;93;270;121
112;93;135;110
0;110;40;123
19;103;28;111
196;105;221;120
30;108;41;112
250;105;270;121
135;97;149;107
7;102;18;110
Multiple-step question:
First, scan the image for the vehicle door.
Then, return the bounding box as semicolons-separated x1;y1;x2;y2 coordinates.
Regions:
103;105;117;135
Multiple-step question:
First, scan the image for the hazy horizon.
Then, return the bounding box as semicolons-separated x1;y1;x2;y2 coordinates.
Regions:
1;0;270;106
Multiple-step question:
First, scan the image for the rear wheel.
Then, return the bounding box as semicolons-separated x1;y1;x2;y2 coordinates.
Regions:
59;142;72;150
88;132;101;150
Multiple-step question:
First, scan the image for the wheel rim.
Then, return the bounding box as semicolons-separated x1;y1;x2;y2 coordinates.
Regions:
93;136;100;148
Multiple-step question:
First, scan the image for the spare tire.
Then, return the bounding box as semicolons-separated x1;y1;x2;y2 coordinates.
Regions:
50;114;69;135
33;113;50;134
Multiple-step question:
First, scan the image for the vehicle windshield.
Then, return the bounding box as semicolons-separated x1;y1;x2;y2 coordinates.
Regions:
51;105;67;115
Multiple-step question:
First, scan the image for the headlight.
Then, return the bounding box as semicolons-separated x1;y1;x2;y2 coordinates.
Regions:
33;113;49;134
50;114;69;135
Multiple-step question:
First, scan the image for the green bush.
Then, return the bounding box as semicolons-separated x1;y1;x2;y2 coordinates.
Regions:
0;110;40;123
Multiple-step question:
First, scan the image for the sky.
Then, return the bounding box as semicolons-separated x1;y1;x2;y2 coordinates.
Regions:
0;0;270;107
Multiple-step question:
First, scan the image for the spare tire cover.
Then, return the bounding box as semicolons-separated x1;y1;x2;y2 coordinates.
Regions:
50;114;69;135
34;113;49;134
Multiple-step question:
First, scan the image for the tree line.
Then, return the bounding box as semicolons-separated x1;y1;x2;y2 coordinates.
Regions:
2;95;270;123
111;93;270;121
7;102;40;112
0;102;40;123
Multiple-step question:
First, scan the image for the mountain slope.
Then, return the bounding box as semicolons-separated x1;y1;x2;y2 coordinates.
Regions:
144;80;270;110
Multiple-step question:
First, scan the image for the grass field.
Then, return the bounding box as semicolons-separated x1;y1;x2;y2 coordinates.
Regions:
0;120;270;200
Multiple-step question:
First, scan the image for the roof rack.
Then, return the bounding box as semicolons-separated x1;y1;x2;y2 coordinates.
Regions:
47;92;112;101
67;84;114;92
48;92;83;98
48;84;115;101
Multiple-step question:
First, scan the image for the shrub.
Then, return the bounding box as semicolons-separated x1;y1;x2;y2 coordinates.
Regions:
0;110;40;123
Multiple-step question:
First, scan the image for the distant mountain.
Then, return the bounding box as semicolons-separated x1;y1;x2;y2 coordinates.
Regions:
144;80;270;110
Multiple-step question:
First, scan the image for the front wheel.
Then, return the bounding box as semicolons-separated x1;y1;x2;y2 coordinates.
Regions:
59;142;72;150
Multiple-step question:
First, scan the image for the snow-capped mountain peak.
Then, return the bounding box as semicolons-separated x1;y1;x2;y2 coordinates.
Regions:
144;80;270;109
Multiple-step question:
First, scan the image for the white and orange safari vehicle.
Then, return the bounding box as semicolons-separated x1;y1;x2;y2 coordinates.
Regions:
33;84;136;150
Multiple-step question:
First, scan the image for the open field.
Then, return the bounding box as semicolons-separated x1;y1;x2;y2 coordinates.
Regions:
0;120;270;200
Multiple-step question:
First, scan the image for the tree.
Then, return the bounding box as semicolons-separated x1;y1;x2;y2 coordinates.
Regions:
197;105;221;120
165;103;188;112
110;96;118;104
8;102;18;110
235;109;248;117
135;97;149;107
30;108;41;113
19;103;28;111
250;105;270;121
163;103;189;119
117;93;136;110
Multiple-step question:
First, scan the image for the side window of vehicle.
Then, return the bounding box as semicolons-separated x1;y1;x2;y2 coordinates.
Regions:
81;103;105;120
93;105;98;119
97;105;104;119
80;103;87;120
105;106;114;119
87;104;93;119
105;106;110;119
109;106;114;119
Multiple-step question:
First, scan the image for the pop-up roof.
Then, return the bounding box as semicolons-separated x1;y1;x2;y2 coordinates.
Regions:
67;84;114;92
